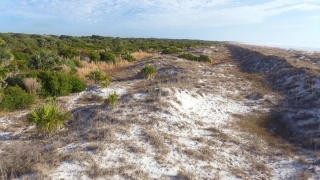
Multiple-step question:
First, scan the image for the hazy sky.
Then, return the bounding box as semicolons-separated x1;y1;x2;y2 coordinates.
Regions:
0;0;320;48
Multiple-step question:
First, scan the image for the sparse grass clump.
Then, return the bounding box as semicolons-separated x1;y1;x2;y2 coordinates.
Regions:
141;64;157;79
105;91;119;106
86;70;112;87
27;104;72;135
23;77;42;95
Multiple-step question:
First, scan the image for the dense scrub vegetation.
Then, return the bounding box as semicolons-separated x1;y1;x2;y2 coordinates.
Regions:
0;33;216;111
178;53;211;63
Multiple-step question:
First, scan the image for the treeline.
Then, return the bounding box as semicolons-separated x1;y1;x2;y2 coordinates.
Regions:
0;33;215;58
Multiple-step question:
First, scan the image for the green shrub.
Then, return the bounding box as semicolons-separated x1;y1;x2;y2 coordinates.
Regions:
35;71;86;97
0;86;35;111
27;104;72;135
63;59;77;68
99;52;115;63
86;70;111;86
88;50;100;63
162;48;182;54
123;53;136;62
178;53;198;61
198;55;211;63
5;76;27;91
105;91;119;106
59;48;79;59
12;52;31;61
178;53;211;63
141;64;157;79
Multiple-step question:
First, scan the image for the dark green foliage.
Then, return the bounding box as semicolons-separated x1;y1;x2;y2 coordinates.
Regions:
123;53;136;62
178;53;198;61
198;55;211;63
99;52;115;63
28;51;61;70
0;33;216;56
0;86;35;111
59;48;79;59
36;71;86;97
5;76;27;91
88;50;100;63
178;53;211;63
162;48;182;54
69;76;87;92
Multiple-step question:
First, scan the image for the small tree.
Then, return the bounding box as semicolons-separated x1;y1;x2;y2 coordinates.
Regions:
105;91;119;106
141;64;157;79
27;104;72;135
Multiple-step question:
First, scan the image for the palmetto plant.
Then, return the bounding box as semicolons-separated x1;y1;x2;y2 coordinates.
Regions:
27;104;72;135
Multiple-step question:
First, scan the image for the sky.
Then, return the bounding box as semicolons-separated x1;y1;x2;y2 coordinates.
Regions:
0;0;320;48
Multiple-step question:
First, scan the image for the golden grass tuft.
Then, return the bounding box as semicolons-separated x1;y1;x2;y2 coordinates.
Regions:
130;51;154;61
76;60;133;80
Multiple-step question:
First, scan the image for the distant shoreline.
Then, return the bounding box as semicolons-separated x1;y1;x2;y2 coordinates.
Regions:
236;42;320;53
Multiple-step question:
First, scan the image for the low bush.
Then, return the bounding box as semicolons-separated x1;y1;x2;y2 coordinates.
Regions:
141;64;157;79
35;71;86;97
123;53;136;62
178;53;198;61
198;55;211;63
27;104;72;135
5;76;27;91
178;53;211;63
0;85;35;111
28;51;61;70
162;48;182;54
99;52;115;64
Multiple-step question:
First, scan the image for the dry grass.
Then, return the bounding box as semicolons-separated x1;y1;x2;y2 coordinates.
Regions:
230;113;296;157
76;60;133;80
23;77;42;96
143;130;170;156
131;51;154;61
0;141;69;180
85;163;149;179
176;170;195;180
298;170;312;180
77;94;104;104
